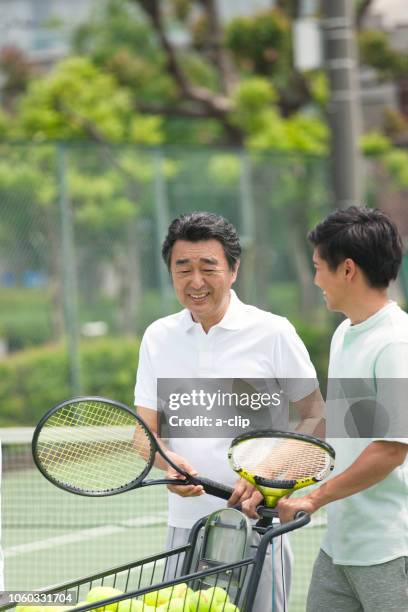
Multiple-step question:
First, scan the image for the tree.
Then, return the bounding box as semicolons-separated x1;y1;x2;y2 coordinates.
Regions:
1;4;327;319
2;0;407;322
2;57;169;337
69;0;329;149
17;55;163;144
358;30;408;140
0;46;34;112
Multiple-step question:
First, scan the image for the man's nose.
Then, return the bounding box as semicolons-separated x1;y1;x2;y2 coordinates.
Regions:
189;269;205;288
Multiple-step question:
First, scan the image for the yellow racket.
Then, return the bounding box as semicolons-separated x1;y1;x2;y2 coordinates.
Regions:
228;430;335;507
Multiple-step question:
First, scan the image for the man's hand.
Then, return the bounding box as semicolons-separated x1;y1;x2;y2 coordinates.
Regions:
241;490;265;519
278;440;408;522
277;494;318;523
227;478;264;519
165;451;204;497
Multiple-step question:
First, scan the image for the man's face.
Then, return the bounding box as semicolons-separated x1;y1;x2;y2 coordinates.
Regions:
170;239;238;330
312;248;347;312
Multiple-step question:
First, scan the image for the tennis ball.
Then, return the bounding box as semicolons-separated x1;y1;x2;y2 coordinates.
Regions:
216;604;240;612
143;586;173;607
116;598;147;612
86;586;124;612
189;589;215;612
156;596;191;612
161;587;193;612
205;587;229;606
171;583;189;598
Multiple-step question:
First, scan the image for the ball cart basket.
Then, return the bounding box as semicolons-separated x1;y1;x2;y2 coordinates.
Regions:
0;508;310;612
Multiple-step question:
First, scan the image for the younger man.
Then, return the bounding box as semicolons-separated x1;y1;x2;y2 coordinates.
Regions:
277;206;408;611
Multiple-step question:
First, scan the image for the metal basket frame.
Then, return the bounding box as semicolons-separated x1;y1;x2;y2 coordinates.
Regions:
0;513;309;612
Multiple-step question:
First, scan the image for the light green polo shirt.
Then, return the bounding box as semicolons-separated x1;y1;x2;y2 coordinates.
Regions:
322;302;408;565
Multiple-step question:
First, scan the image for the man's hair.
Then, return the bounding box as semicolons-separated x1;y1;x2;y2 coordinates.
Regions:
308;206;403;288
162;212;241;271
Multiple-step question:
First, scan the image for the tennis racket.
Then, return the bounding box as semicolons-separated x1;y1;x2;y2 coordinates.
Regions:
32;396;234;499
228;430;335;508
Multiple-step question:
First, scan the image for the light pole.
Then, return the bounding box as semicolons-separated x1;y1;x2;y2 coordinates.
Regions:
322;0;363;209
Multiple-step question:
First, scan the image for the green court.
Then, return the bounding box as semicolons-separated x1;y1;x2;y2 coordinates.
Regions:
2;434;323;609
2;453;168;589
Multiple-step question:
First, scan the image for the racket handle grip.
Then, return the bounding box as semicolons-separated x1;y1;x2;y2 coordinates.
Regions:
191;476;233;500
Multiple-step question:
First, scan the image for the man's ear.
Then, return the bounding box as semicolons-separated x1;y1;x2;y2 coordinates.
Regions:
231;260;240;283
343;258;357;281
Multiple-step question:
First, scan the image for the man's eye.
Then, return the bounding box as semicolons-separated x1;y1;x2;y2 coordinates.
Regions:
203;269;217;273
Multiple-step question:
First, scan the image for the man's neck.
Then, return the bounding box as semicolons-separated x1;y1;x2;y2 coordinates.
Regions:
191;293;231;334
345;292;390;325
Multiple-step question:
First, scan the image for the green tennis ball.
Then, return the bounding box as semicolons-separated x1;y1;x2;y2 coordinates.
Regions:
143;587;173;607
171;583;189;598
133;603;155;612
86;586;124;612
189;590;213;612
186;587;195;606
189;591;202;612
157;596;191;612
116;598;147;612
214;604;240;612
205;588;229;606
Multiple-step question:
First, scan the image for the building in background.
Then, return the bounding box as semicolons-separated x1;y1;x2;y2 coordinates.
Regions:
0;0;96;67
359;0;408;135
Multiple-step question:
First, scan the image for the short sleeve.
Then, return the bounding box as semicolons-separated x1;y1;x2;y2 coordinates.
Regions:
373;342;408;442
134;332;158;410
275;320;319;402
374;342;408;378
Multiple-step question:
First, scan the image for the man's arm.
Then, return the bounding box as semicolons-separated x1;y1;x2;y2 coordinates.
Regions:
277;440;408;522
136;406;204;497
137;407;258;505
292;388;326;437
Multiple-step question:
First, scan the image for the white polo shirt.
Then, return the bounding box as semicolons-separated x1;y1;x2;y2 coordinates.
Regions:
323;302;408;565
135;290;317;528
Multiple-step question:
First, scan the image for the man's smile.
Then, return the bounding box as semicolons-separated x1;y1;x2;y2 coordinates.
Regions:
188;291;210;302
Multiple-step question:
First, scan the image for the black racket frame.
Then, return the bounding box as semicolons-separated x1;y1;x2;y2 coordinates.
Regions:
32;396;233;500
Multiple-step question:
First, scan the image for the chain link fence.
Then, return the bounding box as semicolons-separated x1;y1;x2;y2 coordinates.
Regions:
0;143;407;415
0;142;407;604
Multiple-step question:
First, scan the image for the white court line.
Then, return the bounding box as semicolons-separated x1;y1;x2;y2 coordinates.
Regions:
4;514;168;558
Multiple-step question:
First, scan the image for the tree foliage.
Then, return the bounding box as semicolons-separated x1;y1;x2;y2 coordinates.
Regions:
359;30;408;80
17;56;163;144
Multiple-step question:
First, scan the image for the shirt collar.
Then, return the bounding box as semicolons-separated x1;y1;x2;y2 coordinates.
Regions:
180;289;245;332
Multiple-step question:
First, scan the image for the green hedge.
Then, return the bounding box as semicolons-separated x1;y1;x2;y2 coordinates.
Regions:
0;323;333;426
294;321;332;387
0;336;140;426
0;288;54;351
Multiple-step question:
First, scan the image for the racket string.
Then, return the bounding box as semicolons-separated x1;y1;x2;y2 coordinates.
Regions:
232;438;331;481
36;401;154;493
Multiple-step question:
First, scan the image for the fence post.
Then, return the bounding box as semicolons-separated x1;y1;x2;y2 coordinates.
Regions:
239;152;257;303
153;149;172;312
57;143;81;395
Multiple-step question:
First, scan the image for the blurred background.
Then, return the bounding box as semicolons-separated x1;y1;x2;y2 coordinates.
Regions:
0;0;407;609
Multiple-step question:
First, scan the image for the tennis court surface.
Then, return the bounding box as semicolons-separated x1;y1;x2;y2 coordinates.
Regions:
1;428;325;609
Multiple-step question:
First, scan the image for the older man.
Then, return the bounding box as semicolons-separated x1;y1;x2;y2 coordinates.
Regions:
135;211;323;612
